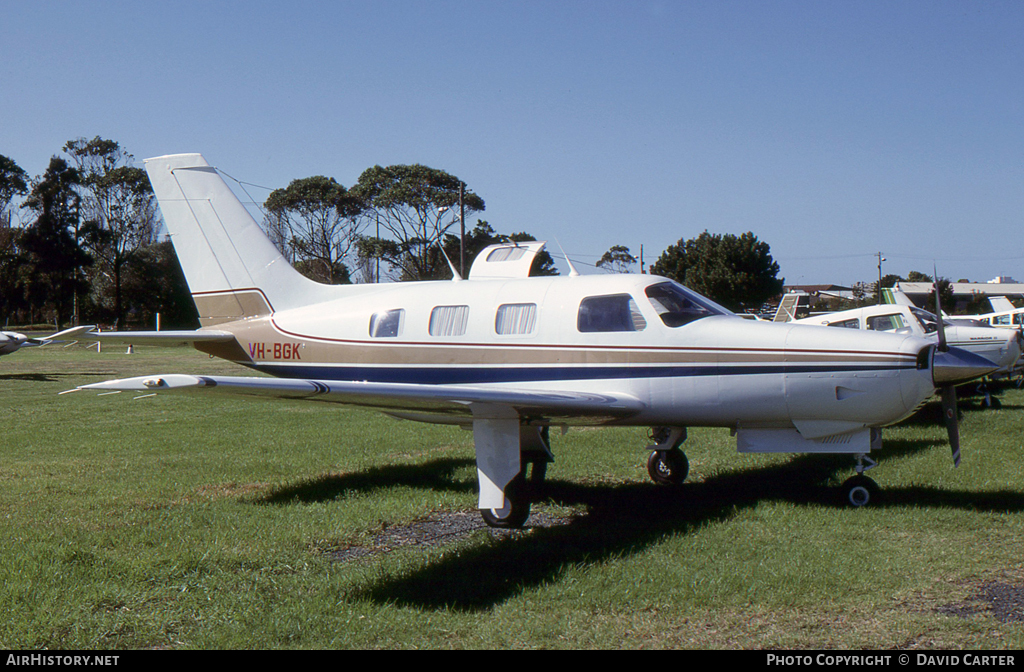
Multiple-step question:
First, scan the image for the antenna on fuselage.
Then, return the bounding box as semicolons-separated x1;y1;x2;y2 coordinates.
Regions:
438;243;463;281
555;239;580;277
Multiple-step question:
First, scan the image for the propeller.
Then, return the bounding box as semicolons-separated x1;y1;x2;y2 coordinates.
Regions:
932;270;961;467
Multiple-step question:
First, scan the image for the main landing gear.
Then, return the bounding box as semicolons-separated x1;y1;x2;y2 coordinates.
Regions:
479;429;552;529
840;454;880;508
646;427;689;486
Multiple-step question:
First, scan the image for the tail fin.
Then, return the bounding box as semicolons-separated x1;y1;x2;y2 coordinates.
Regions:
144;153;334;327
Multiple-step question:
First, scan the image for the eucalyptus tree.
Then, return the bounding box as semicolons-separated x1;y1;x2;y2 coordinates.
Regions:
264;175;364;284
19;157;91;326
0;154;28;227
596;245;637;274
351;164;484;281
0;155;29;321
63;137;158;327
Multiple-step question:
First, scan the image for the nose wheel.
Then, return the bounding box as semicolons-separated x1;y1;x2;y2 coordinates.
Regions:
647;448;689;485
646;426;689;486
840;474;880;507
840;454;881;508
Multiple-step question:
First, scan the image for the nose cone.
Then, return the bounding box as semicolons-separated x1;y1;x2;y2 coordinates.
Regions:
933;347;1000;385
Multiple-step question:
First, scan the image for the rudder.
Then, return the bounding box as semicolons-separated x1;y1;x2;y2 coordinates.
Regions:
144;153;335;326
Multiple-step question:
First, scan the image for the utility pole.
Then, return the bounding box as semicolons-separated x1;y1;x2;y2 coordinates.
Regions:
459;183;466;277
876;252;886;304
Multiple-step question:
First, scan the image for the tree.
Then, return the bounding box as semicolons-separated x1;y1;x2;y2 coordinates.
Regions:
64;137;158;327
19;157;92;326
0;154;28;228
596;245;637;273
926;277;956;314
438;221;558;278
119;240;199;329
907;270;933;283
0;155;28;322
650;231;784;312
351;164;484;281
870;273;904;304
264;175;364;284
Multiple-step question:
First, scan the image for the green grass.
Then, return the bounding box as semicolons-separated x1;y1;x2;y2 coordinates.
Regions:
2;343;1024;648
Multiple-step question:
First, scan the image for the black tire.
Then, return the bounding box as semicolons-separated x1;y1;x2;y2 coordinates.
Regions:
840;475;880;508
647;448;689;486
480;472;531;529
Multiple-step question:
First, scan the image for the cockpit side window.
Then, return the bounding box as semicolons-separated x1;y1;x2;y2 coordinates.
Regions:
577;294;647;332
909;307;940;335
644;281;726;328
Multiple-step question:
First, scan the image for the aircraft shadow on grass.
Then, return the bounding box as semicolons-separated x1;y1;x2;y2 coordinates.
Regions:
257;434;1024;612
0;371;115;383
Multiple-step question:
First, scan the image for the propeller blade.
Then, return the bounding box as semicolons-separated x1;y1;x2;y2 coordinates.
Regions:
934;266;961;467
933;267;948;352
941;384;961;467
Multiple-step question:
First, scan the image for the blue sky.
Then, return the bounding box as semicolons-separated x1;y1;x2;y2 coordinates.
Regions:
2;0;1022;286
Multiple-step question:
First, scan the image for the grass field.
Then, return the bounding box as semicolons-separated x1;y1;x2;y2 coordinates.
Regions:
2;343;1024;649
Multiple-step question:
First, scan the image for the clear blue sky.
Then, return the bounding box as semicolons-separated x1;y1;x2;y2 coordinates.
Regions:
2;0;1022;286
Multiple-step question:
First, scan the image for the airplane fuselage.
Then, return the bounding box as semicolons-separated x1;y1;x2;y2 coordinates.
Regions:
195;273;936;432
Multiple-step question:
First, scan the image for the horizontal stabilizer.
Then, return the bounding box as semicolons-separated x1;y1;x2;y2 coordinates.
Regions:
69;374;645;423
79;330;236;347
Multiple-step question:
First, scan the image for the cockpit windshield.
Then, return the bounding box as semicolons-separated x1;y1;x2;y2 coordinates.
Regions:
910;307;941;335
644;281;731;328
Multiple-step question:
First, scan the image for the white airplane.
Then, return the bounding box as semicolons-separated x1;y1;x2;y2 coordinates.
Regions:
789;303;1023;378
965;296;1024;333
883;287;1024;333
0;326;92;356
66;154;997;525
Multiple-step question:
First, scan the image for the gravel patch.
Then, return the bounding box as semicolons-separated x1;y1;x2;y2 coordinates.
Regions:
938;580;1024;623
329;509;573;562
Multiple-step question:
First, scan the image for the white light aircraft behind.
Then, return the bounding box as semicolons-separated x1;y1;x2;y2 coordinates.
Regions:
1;326;92;357
792;304;1023;378
68;154;997;524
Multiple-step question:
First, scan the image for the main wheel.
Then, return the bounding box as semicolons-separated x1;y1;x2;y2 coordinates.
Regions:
647;448;689;486
480;472;531;529
840;475;880;508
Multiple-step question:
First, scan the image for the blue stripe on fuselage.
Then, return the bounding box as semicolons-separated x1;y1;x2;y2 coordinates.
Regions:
249;363;917;385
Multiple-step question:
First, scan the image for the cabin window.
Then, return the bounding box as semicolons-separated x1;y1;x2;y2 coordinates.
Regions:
826;318;860;329
429;305;470;337
486;246;527;262
577;294;647;333
993;314;1012;326
644;282;724;328
369;309;405;338
495;303;537;335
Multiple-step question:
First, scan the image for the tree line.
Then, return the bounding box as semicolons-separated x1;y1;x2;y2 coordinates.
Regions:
1;137;787;329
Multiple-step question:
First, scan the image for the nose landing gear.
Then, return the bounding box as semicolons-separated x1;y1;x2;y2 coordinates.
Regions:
646;426;689;486
840;454;880;508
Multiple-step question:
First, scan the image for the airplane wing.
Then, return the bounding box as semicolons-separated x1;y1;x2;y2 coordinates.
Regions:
68;374;645;425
